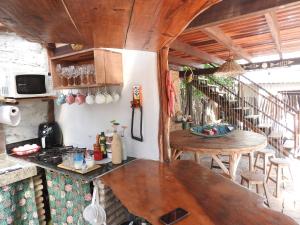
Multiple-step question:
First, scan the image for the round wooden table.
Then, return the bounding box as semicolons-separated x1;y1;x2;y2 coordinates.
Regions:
170;130;267;180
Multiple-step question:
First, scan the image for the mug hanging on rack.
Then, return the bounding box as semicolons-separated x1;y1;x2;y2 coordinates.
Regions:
86;88;95;105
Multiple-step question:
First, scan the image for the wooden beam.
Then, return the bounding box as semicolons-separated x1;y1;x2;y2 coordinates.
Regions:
178;57;300;76
202;26;252;62
157;47;171;162
170;39;225;65
0;22;11;32
187;0;300;30
0;0;220;50
169;64;184;71
265;11;282;59
168;55;203;68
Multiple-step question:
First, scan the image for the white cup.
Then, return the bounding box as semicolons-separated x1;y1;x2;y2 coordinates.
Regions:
86;93;95;105
105;93;113;104
112;93;120;102
95;92;105;104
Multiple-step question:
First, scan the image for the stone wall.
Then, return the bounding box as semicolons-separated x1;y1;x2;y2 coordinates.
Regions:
0;32;49;145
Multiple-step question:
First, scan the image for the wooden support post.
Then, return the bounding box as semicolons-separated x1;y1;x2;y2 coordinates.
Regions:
46;45;56;124
295;112;300;156
47;99;55;123
0;124;5;154
187;83;193;116
158;47;171;162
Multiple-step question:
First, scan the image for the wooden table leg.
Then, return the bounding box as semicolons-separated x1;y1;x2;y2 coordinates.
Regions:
212;155;230;175
171;148;183;161
229;153;242;180
195;153;201;164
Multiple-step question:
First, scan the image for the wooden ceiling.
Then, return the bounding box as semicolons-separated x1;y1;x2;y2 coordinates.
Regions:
169;0;300;67
0;0;219;51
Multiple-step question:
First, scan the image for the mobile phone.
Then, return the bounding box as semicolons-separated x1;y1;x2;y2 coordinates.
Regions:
159;208;189;225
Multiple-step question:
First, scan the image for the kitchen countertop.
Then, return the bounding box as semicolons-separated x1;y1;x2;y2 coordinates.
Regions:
10;153;136;182
0;154;37;187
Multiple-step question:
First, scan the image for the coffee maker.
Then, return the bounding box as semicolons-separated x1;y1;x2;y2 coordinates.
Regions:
38;122;63;149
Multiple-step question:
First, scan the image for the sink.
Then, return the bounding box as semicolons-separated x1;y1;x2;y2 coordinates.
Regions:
0;154;37;186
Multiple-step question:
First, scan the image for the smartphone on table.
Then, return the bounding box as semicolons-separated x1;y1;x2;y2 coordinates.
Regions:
159;207;189;225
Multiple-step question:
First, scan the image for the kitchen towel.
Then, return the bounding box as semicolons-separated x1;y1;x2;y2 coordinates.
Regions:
0;105;21;126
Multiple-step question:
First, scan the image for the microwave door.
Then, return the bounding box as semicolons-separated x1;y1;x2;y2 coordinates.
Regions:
16;75;46;94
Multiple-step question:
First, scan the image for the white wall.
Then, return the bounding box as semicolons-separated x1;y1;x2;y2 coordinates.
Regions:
55;50;160;160
0;32;49;144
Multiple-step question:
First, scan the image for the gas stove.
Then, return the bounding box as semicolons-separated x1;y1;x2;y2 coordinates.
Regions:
27;147;69;164
25;146;85;166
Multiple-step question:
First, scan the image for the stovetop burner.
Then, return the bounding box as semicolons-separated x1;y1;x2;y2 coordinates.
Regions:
28;146;79;165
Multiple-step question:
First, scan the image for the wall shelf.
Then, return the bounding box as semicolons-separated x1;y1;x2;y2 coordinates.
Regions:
0;96;56;105
50;48;123;90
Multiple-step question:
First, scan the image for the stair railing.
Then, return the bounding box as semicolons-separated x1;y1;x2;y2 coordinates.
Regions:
191;75;300;157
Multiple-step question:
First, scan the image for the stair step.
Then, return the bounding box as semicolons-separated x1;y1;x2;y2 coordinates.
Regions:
268;131;283;139
198;77;208;81
245;114;260;119
257;123;272;128
232;107;251;110
207;84;218;88
283;140;294;149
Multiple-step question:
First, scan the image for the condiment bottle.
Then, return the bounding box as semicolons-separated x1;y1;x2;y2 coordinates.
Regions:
99;132;107;158
93;144;102;161
111;132;122;164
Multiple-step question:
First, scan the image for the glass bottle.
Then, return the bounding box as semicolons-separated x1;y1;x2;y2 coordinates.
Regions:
99;132;107;158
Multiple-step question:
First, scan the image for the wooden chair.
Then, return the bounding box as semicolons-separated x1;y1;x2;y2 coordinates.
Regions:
254;148;275;175
266;158;294;198
240;171;269;206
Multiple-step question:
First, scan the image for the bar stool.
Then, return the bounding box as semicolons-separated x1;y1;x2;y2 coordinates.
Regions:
240;171;269;206
266;158;293;198
254;148;275;175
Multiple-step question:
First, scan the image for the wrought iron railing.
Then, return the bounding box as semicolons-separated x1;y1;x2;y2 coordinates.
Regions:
189;75;300;158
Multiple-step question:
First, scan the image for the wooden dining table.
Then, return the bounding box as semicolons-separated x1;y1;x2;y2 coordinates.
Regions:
170;129;268;180
102;159;297;225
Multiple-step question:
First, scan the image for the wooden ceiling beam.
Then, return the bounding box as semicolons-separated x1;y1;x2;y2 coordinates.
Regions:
187;0;300;30
0;22;11;32
0;0;220;51
264;11;282;59
178;57;300;76
202;26;252;62
168;55;203;68
169;64;184;71
170;39;224;65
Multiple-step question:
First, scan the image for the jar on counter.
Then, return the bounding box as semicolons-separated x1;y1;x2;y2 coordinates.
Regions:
93;144;103;161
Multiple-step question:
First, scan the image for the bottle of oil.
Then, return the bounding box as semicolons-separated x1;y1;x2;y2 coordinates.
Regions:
99;132;107;158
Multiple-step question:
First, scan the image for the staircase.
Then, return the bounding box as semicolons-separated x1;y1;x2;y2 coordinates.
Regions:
191;75;300;158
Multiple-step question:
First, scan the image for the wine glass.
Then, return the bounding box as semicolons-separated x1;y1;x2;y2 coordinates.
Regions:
67;66;75;86
56;64;65;87
74;66;81;85
81;64;88;85
61;66;69;87
87;64;96;85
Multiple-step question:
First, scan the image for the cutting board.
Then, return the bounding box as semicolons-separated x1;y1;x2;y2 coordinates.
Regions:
57;163;101;174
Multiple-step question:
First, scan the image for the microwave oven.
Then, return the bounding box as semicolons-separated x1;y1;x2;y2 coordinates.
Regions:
0;74;54;98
